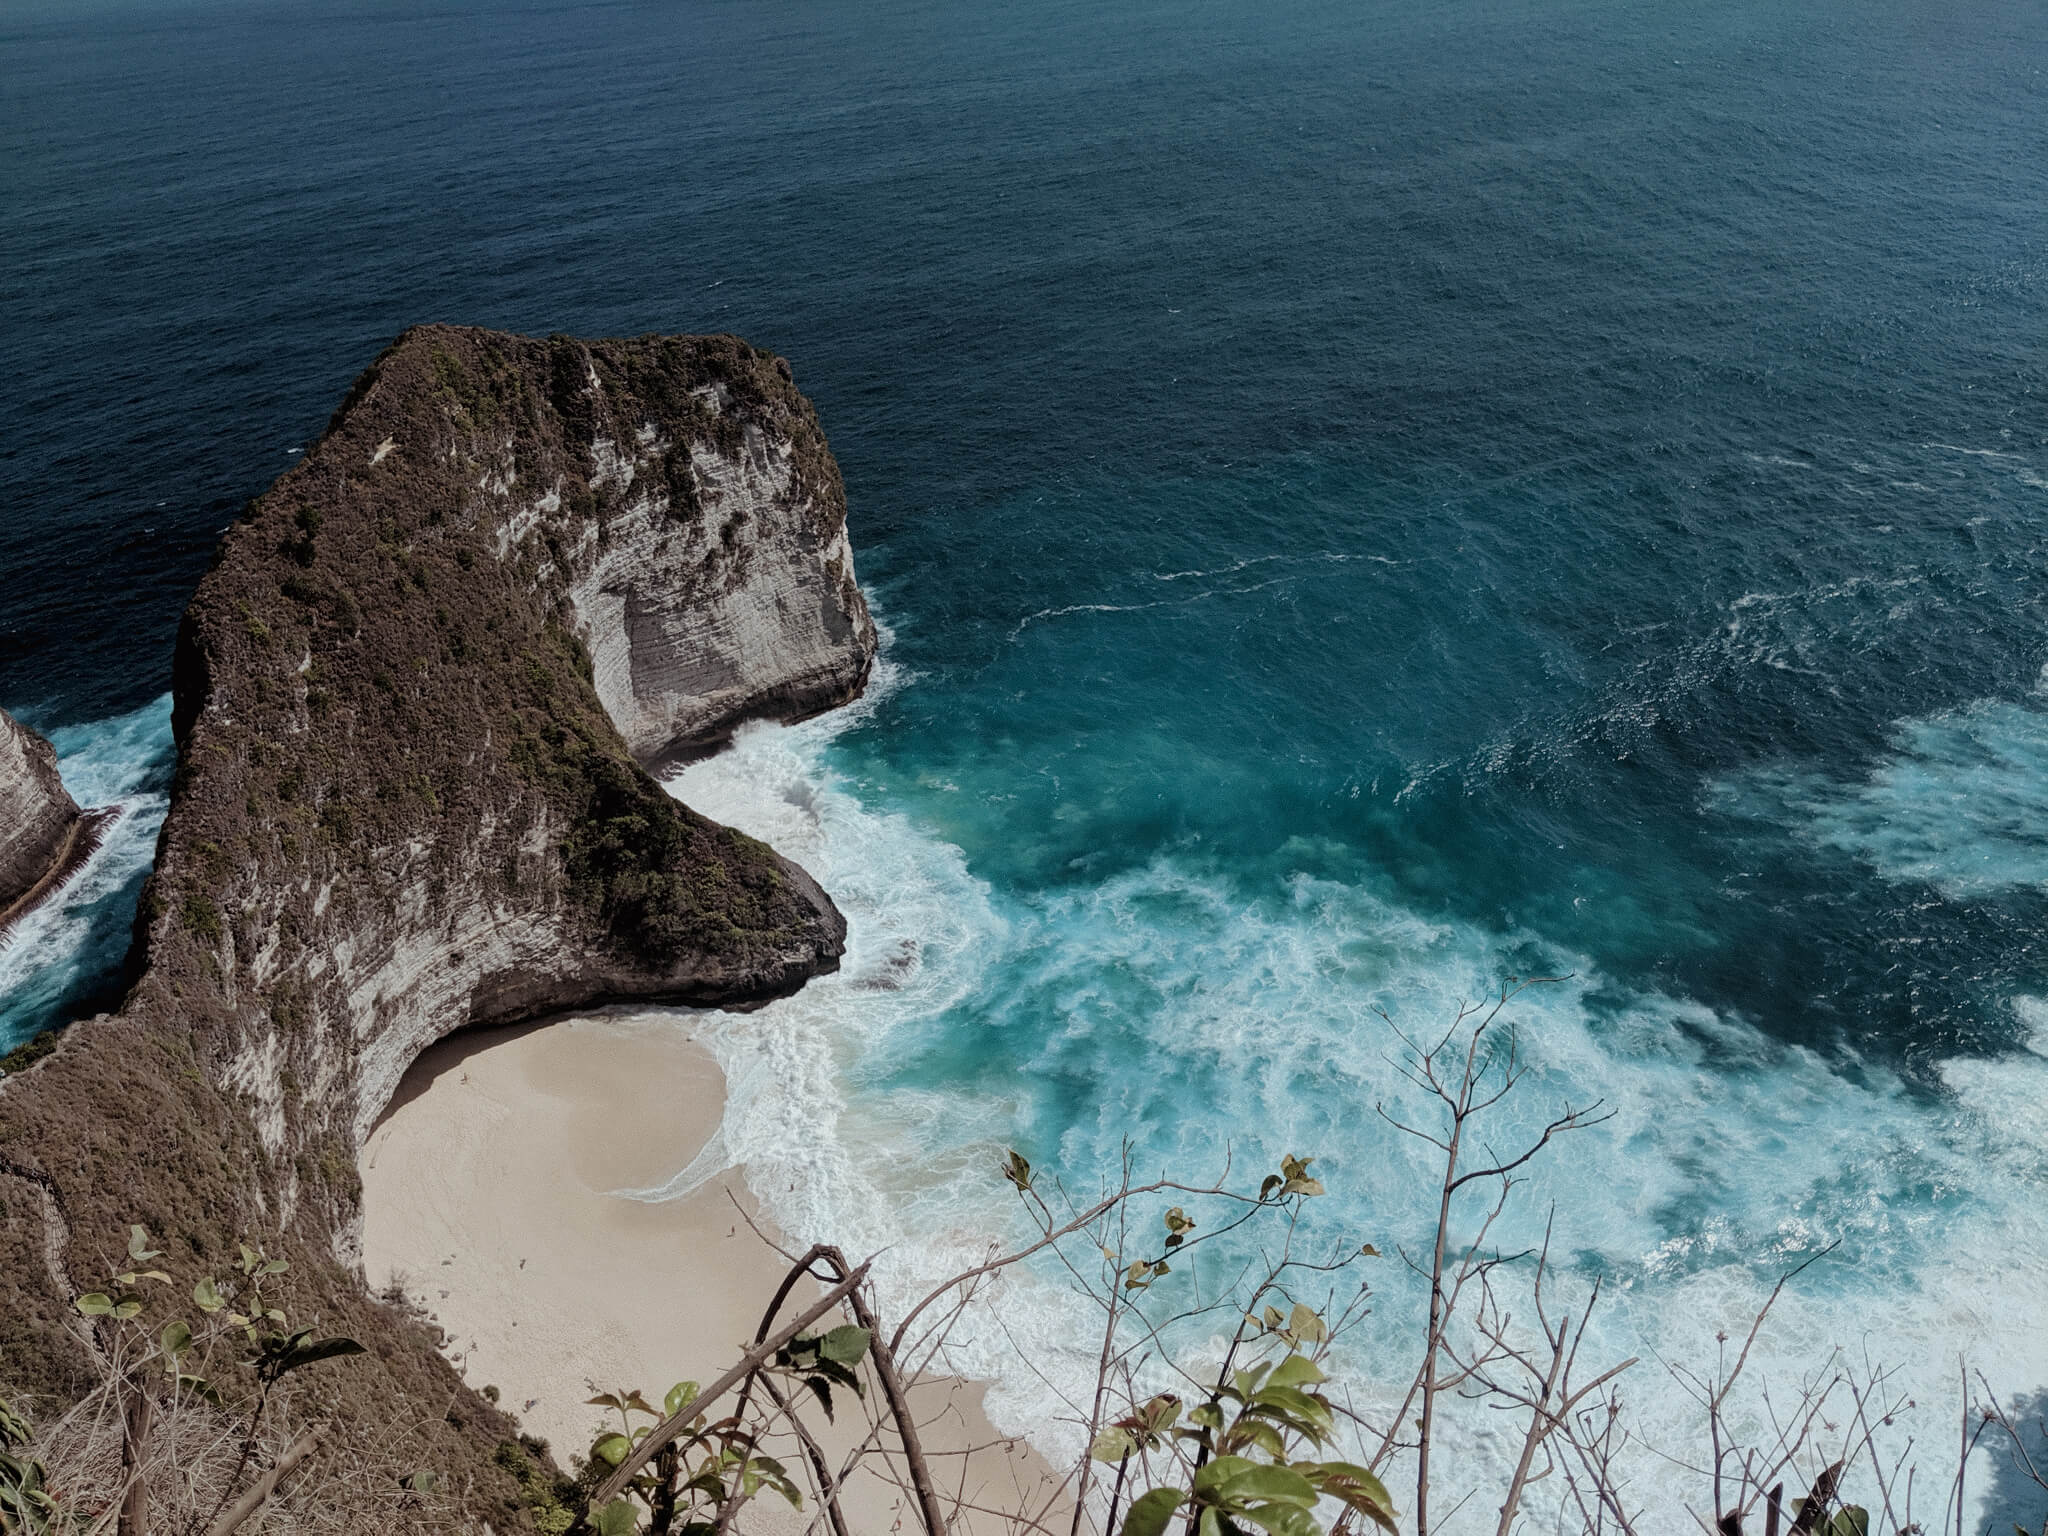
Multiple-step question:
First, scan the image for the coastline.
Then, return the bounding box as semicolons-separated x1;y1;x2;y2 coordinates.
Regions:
0;804;119;944
361;1010;1065;1534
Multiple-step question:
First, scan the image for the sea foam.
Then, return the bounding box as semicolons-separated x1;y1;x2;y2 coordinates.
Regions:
641;650;2048;1532
0;694;173;1053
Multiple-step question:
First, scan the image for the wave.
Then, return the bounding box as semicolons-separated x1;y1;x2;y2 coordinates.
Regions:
0;694;174;1053
1722;670;2048;900
634;657;2048;1530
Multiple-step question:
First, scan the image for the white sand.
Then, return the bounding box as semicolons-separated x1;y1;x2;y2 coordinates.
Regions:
361;1010;1066;1534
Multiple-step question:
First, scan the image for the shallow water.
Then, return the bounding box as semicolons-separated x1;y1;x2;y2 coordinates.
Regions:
5;0;2046;1524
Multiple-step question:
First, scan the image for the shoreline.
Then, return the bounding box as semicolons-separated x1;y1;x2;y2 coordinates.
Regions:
361;1009;1065;1534
0;804;119;944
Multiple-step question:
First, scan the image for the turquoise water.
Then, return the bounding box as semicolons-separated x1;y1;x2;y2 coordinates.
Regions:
0;697;170;1045
5;0;2048;1522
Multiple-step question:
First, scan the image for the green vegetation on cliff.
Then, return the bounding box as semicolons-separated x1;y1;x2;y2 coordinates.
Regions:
0;325;875;1531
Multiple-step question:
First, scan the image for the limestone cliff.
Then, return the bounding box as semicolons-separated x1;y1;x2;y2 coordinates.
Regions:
0;707;83;927
0;326;876;1528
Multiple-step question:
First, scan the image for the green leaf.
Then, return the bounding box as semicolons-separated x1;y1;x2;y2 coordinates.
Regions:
1313;1463;1399;1533
1253;1383;1336;1439
1287;1303;1328;1343
586;1392;625;1412
404;1470;440;1494
1232;1363;1273;1397
747;1453;803;1508
74;1292;114;1317
1119;1488;1186;1536
1194;1456;1259;1495
1236;1501;1323;1536
1267;1354;1326;1390
593;1433;632;1467
1827;1509;1871;1536
1215;1464;1318;1509
160;1319;192;1358
1310;1463;1393;1505
1091;1426;1134;1463
261;1258;289;1276
1228;1419;1288;1460
820;1325;870;1365
192;1277;224;1312
1139;1395;1183;1432
176;1374;222;1408
128;1225;162;1262
591;1497;640;1536
665;1381;699;1418
275;1335;367;1376
112;1297;144;1320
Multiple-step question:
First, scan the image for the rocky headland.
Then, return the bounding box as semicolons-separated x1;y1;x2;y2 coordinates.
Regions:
0;326;876;1526
0;708;112;936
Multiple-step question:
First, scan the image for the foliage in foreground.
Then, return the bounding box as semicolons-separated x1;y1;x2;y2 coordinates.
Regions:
11;985;2048;1536
2;1227;370;1535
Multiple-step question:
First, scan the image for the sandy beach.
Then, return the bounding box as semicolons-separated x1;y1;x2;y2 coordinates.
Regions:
361;1010;1065;1535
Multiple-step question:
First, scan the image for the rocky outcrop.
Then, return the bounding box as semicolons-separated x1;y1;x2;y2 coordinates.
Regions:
566;377;874;763
0;326;876;1527
0;707;83;924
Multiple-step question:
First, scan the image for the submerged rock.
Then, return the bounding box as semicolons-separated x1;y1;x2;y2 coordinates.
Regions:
0;707;83;926
0;326;877;1520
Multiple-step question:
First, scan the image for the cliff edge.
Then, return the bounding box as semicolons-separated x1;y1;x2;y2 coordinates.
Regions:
0;326;876;1526
0;708;84;929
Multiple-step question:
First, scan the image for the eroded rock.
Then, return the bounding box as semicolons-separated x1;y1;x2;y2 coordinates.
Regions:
0;327;878;1523
0;707;83;925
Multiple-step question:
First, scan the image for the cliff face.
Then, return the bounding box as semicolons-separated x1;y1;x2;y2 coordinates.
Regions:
0;326;876;1525
0;708;81;924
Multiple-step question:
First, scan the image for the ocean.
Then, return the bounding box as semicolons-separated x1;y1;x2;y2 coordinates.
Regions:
4;0;2046;1525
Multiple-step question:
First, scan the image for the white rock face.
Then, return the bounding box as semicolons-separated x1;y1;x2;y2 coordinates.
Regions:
0;708;80;918
564;429;872;761
459;350;876;764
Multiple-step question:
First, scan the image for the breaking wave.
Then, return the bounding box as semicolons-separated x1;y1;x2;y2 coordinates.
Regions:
643;657;2048;1532
0;694;174;1054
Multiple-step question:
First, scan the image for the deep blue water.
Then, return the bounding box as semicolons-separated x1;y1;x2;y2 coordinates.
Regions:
6;0;2048;1520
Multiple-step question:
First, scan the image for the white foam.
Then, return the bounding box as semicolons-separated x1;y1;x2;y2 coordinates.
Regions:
1725;689;2048;899
0;694;173;1047
631;658;2047;1532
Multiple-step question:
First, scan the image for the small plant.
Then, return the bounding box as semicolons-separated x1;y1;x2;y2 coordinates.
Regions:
0;1396;61;1534
579;1320;875;1536
60;1225;366;1536
1100;1351;1400;1536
